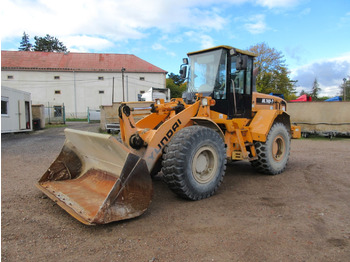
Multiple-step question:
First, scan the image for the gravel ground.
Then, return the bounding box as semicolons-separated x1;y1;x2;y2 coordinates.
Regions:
1;122;350;261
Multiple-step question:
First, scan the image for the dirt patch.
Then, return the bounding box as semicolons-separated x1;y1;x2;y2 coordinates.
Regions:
2;123;350;261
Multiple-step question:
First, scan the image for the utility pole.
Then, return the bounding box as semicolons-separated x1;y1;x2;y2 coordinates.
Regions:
73;71;77;118
343;78;347;101
121;67;126;102
112;77;115;104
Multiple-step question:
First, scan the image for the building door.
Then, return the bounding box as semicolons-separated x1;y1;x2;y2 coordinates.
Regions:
18;100;31;130
18;100;26;130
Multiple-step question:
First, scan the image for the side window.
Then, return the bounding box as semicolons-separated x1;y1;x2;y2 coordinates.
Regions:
231;57;244;94
1;97;9;116
245;58;253;95
213;52;227;100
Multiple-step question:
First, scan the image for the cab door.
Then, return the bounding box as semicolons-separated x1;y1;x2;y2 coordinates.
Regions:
229;55;253;119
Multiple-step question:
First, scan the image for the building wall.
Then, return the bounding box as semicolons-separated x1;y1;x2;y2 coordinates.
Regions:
2;70;166;118
287;101;350;134
100;101;153;130
1;86;32;133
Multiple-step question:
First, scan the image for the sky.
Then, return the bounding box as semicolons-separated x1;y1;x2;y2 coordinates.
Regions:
1;0;350;97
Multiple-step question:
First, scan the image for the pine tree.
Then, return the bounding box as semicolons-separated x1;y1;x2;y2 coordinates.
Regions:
18;32;32;51
340;77;350;101
311;78;321;100
33;34;67;52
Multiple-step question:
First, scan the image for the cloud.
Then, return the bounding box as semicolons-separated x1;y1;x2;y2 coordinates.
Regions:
299;7;311;16
338;11;350;28
243;14;268;34
62;35;114;52
256;0;301;9
166;51;177;57
1;0;305;53
185;31;215;49
291;54;350;96
199;35;215;49
285;45;306;64
152;43;166;51
152;42;176;57
1;0;227;40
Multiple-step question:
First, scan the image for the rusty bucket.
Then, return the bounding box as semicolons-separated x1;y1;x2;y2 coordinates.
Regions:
36;129;153;225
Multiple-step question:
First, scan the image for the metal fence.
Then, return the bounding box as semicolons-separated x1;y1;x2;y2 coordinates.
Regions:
45;103;65;124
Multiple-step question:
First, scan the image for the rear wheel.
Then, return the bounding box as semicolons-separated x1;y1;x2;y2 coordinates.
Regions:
251;122;291;175
162;126;226;200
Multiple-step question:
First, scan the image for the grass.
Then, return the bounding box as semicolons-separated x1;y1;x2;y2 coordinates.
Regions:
45;124;67;128
66;118;88;122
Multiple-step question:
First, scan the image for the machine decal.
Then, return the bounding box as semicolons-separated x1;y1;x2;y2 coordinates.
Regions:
149;119;182;160
257;98;274;104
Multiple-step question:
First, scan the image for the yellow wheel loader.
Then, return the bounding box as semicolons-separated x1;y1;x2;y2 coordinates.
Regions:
37;45;301;225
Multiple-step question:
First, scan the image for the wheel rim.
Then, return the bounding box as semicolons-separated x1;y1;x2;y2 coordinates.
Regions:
192;146;218;184
272;135;285;162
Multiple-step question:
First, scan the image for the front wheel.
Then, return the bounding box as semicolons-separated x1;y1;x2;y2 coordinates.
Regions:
251;123;291;175
162;126;226;200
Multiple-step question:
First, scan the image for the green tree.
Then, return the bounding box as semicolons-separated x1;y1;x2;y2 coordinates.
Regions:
310;78;321;100
18;31;32;51
248;42;296;100
166;73;186;98
168;72;185;86
33;34;67;52
299;89;309;96
166;78;183;98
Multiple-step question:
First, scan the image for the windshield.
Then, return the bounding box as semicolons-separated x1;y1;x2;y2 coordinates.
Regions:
187;49;227;99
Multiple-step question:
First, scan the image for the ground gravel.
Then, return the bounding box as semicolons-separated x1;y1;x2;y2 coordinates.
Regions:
1;122;350;261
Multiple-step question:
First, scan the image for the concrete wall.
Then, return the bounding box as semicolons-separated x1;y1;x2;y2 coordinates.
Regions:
100;101;153;131
32;104;45;129
287;102;350;134
101;100;350;135
2;70;166;118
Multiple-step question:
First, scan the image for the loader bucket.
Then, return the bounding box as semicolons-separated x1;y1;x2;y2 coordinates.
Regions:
36;129;153;225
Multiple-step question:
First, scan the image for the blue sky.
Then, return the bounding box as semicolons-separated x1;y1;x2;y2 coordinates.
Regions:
1;0;350;96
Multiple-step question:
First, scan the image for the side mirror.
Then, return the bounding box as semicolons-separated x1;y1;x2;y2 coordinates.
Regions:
179;65;188;79
236;55;248;70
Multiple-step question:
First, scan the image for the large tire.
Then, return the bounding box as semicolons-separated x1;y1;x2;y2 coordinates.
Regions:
251;122;291;175
162;126;226;200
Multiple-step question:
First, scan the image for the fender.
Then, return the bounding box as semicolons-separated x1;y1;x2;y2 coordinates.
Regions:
249;110;289;142
191;117;225;140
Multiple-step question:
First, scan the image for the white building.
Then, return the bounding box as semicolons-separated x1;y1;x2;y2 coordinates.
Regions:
1;51;167;118
1;86;32;133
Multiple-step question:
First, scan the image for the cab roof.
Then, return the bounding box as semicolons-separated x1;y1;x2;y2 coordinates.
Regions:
187;45;257;57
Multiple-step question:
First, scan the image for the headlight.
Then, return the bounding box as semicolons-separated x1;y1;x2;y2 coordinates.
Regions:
201;98;208;106
156;99;161;105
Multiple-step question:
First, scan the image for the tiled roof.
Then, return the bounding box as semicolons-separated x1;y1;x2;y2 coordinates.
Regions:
1;51;167;73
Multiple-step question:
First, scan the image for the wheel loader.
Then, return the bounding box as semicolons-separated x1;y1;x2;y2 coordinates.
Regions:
37;45;301;225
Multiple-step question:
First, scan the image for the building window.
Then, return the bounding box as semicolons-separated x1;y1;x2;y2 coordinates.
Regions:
53;106;62;117
140;90;145;94
1;97;9;116
139;77;145;81
99;90;104;94
54;76;60;80
98;76;104;80
55;90;61;94
7;75;14;80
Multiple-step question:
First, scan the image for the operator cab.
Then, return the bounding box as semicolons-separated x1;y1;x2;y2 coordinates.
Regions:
181;45;257;119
